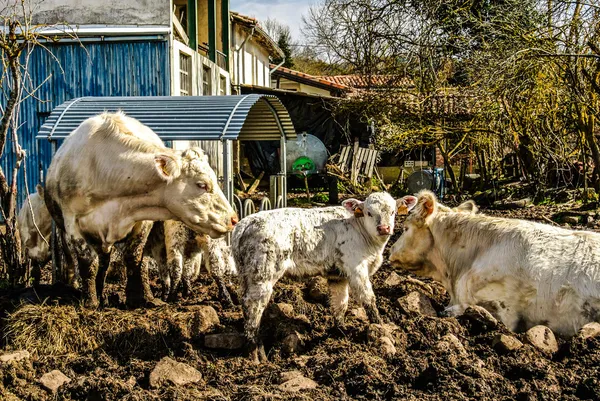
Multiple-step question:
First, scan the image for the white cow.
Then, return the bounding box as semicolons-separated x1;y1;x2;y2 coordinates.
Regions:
146;220;236;303
44;112;238;308
17;185;51;284
232;192;415;362
390;190;600;336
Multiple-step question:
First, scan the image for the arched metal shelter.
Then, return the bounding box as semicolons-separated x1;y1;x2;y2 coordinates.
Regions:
36;94;296;206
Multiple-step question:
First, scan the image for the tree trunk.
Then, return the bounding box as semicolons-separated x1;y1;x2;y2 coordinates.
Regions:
436;142;456;191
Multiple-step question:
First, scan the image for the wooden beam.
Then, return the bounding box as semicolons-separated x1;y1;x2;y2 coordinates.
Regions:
247;171;265;195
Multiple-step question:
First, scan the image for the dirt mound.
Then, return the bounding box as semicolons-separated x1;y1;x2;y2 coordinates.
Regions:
1;210;600;400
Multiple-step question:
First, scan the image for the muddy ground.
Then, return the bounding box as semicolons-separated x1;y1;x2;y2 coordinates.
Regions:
1;205;600;401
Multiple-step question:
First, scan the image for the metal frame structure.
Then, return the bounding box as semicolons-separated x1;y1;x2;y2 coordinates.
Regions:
36;94;296;207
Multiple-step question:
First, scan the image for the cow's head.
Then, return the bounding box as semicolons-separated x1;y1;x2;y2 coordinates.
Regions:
389;190;477;275
343;192;417;237
155;147;238;238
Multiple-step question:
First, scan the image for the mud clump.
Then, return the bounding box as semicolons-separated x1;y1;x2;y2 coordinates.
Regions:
1;209;599;399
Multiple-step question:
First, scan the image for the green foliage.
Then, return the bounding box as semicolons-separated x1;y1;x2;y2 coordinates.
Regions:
312;192;330;203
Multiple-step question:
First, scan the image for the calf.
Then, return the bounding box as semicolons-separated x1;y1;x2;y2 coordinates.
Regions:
147;220;236;303
390;190;600;336
17;185;52;284
232;192;415;362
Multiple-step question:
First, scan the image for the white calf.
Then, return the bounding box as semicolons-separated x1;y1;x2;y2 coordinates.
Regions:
232;192;415;362
390;190;600;336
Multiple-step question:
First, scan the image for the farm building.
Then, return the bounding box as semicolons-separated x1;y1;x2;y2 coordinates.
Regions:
2;0;236;206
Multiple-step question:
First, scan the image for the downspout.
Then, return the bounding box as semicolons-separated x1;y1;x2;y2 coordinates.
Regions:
235;26;255;94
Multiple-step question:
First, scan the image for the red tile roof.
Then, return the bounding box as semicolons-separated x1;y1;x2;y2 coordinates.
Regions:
270;65;350;91
317;75;414;89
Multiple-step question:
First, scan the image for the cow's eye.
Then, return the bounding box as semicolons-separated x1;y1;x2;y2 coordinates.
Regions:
368;212;372;217
197;182;207;191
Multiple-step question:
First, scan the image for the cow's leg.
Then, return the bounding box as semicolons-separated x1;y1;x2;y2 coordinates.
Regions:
31;259;43;286
241;277;274;364
94;247;112;307
347;268;381;324
328;278;349;326
67;236;99;308
181;256;196;298
166;249;184;301
123;221;160;308
159;264;171;301
59;231;79;288
215;274;235;307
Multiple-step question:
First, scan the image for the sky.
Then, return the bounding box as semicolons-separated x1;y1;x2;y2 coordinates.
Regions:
230;0;312;41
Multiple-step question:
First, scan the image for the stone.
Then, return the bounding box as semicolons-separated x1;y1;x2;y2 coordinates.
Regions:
525;325;558;354
268;303;295;319
306;277;329;303
39;370;71;393
436;333;467;356
579;322;600;340
349;307;369;322
190;305;220;333
368;323;399;345
279;370;303;383
587;218;596;228
492;334;523;353
279;375;318;392
149;357;202;388
563;216;580;225
0;350;30;364
282;332;303;354
396;291;437;317
378;336;397;357
384;271;403;287
204;333;245;349
462;305;498;329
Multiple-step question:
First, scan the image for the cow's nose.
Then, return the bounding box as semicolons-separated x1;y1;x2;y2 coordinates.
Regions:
377;225;391;235
231;214;239;226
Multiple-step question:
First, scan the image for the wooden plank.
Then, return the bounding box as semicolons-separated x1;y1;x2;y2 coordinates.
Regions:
365;149;379;178
247;171;265;195
338;145;352;173
236;172;247;192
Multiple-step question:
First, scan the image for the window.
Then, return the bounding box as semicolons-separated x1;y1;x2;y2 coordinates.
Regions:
219;75;227;95
203;66;212;96
179;52;192;96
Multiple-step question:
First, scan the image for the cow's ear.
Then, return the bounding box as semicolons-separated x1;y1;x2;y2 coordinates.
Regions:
416;190;436;219
456;200;478;214
154;154;181;180
36;184;44;198
397;195;417;215
343;198;364;217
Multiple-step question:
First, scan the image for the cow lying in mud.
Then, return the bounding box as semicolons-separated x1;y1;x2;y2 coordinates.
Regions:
232;192;416;362
390;190;600;336
146;220;236;303
44;112;238;308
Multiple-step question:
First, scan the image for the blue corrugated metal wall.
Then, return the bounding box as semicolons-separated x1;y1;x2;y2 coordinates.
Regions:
1;38;171;207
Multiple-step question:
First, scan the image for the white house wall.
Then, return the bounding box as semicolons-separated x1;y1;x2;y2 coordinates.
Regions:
30;0;170;26
231;24;273;88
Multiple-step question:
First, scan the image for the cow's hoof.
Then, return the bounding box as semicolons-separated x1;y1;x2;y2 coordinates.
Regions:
146;297;166;308
83;298;100;309
247;344;268;364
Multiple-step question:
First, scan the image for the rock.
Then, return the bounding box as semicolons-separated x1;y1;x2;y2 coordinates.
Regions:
587;218;596;228
384;271;403;287
306;277;328;303
279;370;303;383
204;332;245;349
492;334;523;353
190;305;220;333
268;302;295;319
368;323;399;345
563;216;580;225
282;332;303;354
149;357;202;388
39;370;71;393
579;322;600;340
279;375;318;392
349;307;369;322
378;336;397;357
396;291;437;317
0;350;29;364
525;325;558;353
437;333;467;356
461;305;498;331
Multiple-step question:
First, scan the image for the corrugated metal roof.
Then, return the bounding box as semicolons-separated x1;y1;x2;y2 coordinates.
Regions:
36;94;296;142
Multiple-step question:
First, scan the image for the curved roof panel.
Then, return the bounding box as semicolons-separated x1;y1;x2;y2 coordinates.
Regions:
36;94;296;141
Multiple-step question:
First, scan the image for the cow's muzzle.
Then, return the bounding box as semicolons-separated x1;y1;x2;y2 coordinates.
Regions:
377;224;391;235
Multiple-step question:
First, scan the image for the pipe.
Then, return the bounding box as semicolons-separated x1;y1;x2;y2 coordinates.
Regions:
270;57;285;75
